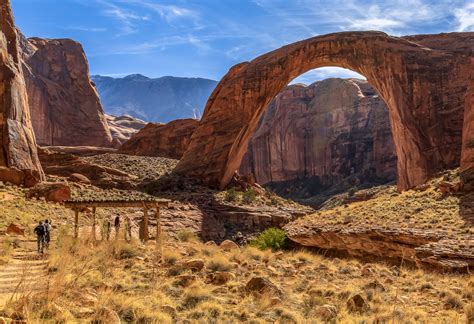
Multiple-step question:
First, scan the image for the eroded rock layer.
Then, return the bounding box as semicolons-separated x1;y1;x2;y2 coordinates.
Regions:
0;1;43;186
21;37;113;147
119;119;199;159
106;114;146;147
176;32;473;191
240;78;396;186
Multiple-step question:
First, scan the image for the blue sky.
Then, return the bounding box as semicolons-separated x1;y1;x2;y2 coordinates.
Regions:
11;0;474;84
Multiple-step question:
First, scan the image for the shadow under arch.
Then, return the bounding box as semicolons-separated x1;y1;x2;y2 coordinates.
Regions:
175;31;472;191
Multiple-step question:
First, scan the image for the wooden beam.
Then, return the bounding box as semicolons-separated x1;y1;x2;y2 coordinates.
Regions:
64;200;170;209
92;207;97;241
156;207;162;260
143;206;149;242
74;209;79;238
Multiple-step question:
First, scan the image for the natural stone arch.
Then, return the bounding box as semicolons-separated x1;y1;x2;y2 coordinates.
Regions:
175;31;472;190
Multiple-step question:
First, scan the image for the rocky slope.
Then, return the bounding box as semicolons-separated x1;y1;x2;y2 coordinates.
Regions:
0;0;44;186
106;114;146;147
119;119;199;159
21;36;113;147
92;74;217;122
240;78;396;191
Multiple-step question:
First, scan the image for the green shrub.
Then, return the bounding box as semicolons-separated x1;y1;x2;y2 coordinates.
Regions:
224;188;238;202
242;188;256;204
348;187;358;197
250;228;287;251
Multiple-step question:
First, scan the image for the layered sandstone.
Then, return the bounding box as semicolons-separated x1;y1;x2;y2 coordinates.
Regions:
21;36;113;147
176;32;473;191
106;114;146;147
119;119;199;159
0;1;43;186
240;78;396;187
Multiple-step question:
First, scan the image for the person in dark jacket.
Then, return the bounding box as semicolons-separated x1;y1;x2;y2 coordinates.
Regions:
34;221;46;253
114;216;121;239
43;219;52;250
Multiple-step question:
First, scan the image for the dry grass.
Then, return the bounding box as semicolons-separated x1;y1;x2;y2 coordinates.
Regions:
0;233;471;323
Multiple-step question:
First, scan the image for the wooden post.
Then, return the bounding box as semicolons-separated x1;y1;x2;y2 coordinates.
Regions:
74;209;79;238
92;207;97;241
155;206;162;260
143;206;149;242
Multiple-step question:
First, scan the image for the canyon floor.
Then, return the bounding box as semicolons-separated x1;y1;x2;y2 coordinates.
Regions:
0;152;473;322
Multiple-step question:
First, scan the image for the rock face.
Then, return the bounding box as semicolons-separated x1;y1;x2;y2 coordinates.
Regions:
119;119;199;159
21;37;113;147
0;1;44;186
240;78;396;187
461;58;474;191
92;74;217;122
175;32;473;191
106;114;146;147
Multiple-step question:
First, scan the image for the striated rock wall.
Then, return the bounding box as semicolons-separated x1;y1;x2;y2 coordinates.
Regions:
240;78;396;186
176;32;473;191
0;0;43;186
119;119;199;159
21;37;113;147
106;114;146;147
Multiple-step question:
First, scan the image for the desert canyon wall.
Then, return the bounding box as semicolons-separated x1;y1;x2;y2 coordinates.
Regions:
240;78;396;186
0;0;43;186
175;32;473;191
21;36;113;147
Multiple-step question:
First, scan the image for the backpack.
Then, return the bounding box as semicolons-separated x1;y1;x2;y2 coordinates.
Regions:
34;224;45;236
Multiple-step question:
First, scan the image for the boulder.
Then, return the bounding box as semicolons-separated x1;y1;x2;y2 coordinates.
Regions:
69;173;91;184
181;259;205;271
6;223;25;236
0;167;24;186
220;240;239;251
245;277;283;297
210;271;235;285
27;182;71;202
346;294;369;313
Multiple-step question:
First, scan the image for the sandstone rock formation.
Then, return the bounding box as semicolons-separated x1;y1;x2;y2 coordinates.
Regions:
176;32;473;191
119;119;199;159
21;36;113;147
0;0;44;186
461;58;474;191
240;78;396;187
106;114;146;147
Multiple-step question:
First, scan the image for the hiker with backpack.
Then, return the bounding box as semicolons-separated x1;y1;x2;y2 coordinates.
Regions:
44;219;52;250
34;221;46;253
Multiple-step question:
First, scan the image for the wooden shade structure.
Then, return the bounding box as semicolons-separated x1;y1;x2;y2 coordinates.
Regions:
64;197;170;244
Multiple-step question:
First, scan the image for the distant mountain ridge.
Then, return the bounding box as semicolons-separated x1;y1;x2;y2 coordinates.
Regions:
91;74;218;122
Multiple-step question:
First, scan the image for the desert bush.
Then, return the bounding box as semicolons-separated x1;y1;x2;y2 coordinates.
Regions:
162;249;181;265
113;242;139;260
224;188;238;202
242;188;257;204
207;254;232;272
176;230;198;242
250;227;287;251
182;285;212;309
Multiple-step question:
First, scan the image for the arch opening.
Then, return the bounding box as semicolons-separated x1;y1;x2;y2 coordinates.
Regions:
175;32;470;192
239;67;397;205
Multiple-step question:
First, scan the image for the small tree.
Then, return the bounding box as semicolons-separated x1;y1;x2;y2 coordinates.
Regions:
250;228;287;251
224;188;238;202
242;188;257;204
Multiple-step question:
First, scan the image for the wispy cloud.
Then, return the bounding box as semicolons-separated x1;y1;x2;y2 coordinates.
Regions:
291;67;365;85
65;26;107;32
98;0;150;35
454;2;474;31
119;0;198;22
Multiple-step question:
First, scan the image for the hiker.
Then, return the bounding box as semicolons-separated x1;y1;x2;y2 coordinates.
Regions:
43;219;52;250
34;221;46;253
114;216;121;239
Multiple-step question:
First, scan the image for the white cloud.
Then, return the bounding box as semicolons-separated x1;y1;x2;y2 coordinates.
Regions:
291;67;365;85
454;3;474;31
65;26;107;32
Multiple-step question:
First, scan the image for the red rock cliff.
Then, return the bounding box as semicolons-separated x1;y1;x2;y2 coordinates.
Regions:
119;119;199;159
21;37;113;147
239;78;397;186
0;0;44;186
